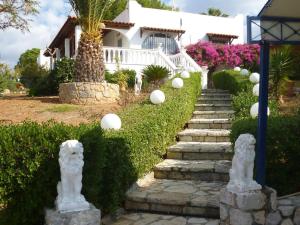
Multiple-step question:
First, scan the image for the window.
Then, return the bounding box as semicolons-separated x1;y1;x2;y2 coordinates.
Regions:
142;33;179;55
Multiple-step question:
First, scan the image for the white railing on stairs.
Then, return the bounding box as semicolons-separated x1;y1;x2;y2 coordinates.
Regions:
169;50;202;72
169;50;208;89
103;47;177;75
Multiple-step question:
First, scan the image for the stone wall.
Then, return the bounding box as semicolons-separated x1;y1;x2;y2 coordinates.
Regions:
220;187;300;225
266;194;300;225
59;82;119;105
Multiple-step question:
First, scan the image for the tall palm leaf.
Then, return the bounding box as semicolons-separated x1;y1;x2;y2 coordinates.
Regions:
68;0;115;82
269;46;293;100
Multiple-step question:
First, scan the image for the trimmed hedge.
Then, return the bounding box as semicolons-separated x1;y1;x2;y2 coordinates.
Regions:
0;73;201;225
213;70;278;119
231;116;300;195
212;70;250;95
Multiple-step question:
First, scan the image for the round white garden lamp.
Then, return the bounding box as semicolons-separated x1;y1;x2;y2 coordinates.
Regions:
234;67;241;72
181;71;190;79
250;102;270;118
253;84;260;96
172;78;184;89
101;113;122;130
150;90;165;105
240;69;250;76
249;73;260;84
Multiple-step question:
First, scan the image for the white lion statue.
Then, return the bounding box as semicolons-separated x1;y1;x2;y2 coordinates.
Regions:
227;134;262;193
56;140;90;213
134;73;143;96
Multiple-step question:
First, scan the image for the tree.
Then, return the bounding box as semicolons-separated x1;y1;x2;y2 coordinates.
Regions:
269;46;293;100
104;0;173;20
201;8;229;17
16;48;40;71
15;48;43;87
68;0;117;82
0;0;39;31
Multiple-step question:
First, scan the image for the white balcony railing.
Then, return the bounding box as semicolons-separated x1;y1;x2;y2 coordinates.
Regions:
103;47;177;75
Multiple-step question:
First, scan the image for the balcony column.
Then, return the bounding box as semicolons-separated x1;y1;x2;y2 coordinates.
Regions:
75;25;82;56
64;38;70;58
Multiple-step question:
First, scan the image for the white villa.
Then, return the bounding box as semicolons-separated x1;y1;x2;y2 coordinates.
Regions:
39;0;244;88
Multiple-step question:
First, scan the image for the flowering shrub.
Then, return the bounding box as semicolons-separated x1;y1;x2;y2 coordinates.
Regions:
186;41;260;71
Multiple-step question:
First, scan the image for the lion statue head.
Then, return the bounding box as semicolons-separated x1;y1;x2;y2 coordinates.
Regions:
234;133;256;162
59;140;84;173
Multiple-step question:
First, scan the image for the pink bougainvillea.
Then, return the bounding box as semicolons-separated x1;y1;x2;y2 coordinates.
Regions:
186;41;260;70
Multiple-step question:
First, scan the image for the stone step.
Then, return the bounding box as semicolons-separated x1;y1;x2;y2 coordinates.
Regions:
195;104;232;111
154;159;231;182
188;119;232;129
125;174;225;218
200;93;231;99
193;111;234;119
106;212;220;225
178;129;230;142
202;89;229;94
198;98;232;104
167;142;233;160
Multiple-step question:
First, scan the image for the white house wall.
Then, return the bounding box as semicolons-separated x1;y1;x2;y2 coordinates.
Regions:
114;0;244;48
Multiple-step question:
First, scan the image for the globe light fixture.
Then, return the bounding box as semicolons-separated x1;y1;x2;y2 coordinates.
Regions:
181;71;190;79
240;69;250;76
253;84;260;96
150;90;166;104
234;67;241;72
249;73;260;84
101;114;122;130
172;78;184;89
250;102;270;118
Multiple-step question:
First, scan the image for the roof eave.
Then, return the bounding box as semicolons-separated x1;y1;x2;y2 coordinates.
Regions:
258;0;274;16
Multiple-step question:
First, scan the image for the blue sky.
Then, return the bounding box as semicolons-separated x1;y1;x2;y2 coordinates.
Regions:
0;0;267;68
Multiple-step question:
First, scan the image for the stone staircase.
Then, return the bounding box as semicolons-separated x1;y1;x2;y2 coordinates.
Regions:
108;89;234;225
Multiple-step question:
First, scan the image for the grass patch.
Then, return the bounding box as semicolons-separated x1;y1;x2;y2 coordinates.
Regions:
45;104;79;113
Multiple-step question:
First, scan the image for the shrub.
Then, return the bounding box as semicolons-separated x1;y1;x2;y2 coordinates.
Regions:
143;65;170;84
29;58;75;96
186;41;260;71
232;85;279;120
212;70;250;95
213;69;278;119
0;73;201;225
231;116;300;195
105;69;137;89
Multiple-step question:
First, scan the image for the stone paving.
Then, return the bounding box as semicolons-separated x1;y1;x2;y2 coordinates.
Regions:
108;213;220;225
107;89;233;225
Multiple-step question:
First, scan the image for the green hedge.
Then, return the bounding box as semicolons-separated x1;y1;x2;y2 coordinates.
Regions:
212;70;250;95
231;116;300;195
0;73;201;225
213;69;278;119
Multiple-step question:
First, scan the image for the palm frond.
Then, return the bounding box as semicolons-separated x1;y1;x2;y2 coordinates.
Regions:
68;0;116;33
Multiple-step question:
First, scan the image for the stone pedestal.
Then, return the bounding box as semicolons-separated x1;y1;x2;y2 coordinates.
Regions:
59;82;119;105
45;204;101;225
220;187;277;225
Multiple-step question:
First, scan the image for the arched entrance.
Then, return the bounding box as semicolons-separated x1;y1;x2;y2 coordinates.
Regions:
103;29;129;48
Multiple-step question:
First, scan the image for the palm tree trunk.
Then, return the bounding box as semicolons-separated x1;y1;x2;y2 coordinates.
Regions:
74;33;105;82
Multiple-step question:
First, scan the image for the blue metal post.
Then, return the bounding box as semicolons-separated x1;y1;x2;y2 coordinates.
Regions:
256;41;270;186
247;16;252;44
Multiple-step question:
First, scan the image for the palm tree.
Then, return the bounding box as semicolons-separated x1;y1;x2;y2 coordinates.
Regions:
269;46;293;100
68;0;116;82
201;8;229;17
